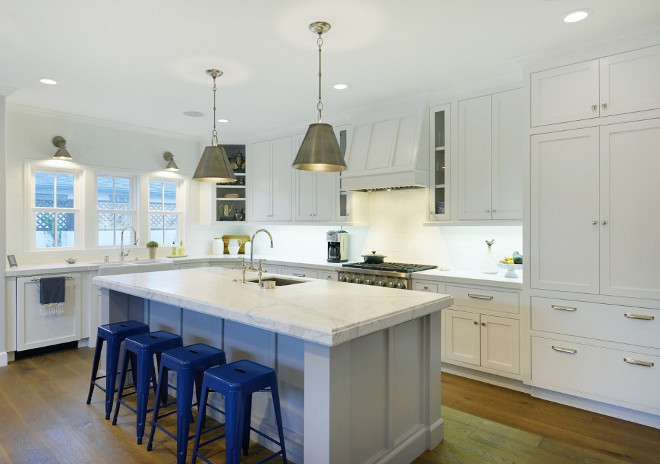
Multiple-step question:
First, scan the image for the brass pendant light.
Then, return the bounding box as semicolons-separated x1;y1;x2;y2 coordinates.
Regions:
292;21;347;172
193;69;236;183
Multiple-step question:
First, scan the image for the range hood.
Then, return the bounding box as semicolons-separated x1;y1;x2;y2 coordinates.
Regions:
340;110;429;191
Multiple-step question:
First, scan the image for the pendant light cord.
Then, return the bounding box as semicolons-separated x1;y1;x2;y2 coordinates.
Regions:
317;32;324;124
211;74;218;146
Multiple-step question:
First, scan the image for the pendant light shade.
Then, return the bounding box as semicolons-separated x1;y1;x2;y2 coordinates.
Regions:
52;136;72;161
292;21;347;172
292;123;346;172
193;69;236;183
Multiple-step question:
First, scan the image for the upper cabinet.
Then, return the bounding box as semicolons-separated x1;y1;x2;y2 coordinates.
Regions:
531;45;660;127
340;111;429;191
457;89;523;220
247;137;293;222
428;104;450;220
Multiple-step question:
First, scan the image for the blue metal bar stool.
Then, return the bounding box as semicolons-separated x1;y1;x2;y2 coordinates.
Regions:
191;360;288;464
147;343;227;464
112;330;183;444
86;320;150;419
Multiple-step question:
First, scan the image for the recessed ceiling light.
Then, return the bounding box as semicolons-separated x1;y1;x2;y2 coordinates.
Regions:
39;78;57;85
564;9;590;23
217;118;229;123
183;111;204;117
334;83;348;90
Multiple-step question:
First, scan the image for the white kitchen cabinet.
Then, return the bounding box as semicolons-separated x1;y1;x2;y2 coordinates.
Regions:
457;89;523;220
531;45;660;126
293;133;338;222
428;104;450;221
531;119;660;299
16;273;82;351
445;309;520;375
278;265;319;279
247;137;293;222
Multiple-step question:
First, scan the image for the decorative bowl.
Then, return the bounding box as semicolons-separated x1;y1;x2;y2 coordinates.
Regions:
65;258;77;264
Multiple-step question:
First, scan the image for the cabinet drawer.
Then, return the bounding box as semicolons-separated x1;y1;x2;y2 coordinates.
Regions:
531;336;660;414
413;281;439;293
278;267;318;279
531;297;659;349
446;285;519;314
320;271;337;281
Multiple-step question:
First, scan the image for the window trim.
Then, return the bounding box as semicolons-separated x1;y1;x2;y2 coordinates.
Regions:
28;162;84;251
94;173;139;248
147;177;183;246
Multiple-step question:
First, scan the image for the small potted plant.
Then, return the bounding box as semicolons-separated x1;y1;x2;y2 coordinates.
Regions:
146;240;159;259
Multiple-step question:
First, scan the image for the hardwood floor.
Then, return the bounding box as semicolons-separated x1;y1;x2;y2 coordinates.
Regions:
1;346;659;463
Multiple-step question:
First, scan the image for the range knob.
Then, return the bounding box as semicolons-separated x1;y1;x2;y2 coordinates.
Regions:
353;277;363;284
396;282;405;289
375;280;385;287
387;281;395;288
339;275;349;282
364;278;373;285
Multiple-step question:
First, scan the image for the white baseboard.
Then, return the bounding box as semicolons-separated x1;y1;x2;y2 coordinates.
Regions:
441;364;530;393
0;352;7;367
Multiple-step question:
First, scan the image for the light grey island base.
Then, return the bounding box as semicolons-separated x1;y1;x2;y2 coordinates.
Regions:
94;267;452;464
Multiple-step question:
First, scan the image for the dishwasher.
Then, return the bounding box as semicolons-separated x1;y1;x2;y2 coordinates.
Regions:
16;273;82;351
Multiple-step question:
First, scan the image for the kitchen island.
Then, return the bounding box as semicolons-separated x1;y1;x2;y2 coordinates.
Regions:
93;267;453;464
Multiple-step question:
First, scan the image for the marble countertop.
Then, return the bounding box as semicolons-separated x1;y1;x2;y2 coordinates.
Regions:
93;267;453;347
414;268;523;289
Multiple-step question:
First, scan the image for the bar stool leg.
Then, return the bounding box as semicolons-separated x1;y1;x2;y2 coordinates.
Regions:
135;350;155;444
241;393;252;456
270;382;288;463
175;372;195;464
112;349;132;425
190;378;209;464
146;363;168;452
104;336;121;420
86;335;103;405
225;390;244;464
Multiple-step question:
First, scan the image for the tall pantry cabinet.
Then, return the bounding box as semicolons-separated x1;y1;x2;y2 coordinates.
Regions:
526;43;660;424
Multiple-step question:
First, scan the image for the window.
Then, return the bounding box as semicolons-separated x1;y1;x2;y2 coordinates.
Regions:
33;170;79;248
96;176;136;246
149;180;180;244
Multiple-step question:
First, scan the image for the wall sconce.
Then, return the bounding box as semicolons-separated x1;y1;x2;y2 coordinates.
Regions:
163;151;179;171
52;136;72;160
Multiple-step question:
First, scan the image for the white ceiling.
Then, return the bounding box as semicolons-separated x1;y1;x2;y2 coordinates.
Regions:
1;0;660;142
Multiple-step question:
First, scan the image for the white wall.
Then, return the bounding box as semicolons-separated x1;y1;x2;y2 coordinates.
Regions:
1;95;7;357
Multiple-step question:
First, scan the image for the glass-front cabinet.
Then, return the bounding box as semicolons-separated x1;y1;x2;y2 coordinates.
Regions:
429;104;450;220
215;144;246;221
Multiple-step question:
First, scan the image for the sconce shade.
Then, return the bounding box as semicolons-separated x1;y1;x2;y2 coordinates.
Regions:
292;123;347;172
52;136;72;160
163;151;179;171
192;145;236;182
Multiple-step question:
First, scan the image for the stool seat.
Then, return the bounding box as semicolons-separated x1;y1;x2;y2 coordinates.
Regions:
86;320;149;419
147;343;226;464
192;360;287;464
112;330;183;444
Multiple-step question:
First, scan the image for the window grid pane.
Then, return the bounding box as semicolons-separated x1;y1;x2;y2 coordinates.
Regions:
97;176;135;246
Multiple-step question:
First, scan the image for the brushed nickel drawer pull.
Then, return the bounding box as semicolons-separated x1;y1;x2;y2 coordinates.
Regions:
552;304;577;312
623;357;654;367
551;345;577;354
468;293;493;301
292;273;306;277
31;275;75;282
624;313;654;321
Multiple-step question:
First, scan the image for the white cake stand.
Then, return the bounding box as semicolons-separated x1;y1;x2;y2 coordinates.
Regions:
498;262;522;278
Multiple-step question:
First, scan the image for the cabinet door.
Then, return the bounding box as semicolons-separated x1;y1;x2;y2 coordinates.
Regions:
530;128;600;293
530;60;600;126
313;172;337;221
16;274;82;351
270;137;293;221
247;140;272;221
600;119;660;300
444;309;480;366
480;315;519;375
601;45;660;117
458;95;492;219
491;89;523;220
429;105;450;220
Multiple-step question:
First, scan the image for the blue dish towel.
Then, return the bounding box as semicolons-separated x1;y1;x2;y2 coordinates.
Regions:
40;277;65;305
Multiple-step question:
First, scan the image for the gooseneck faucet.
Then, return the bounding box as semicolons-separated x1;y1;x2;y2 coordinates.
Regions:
241;228;274;284
120;226;138;261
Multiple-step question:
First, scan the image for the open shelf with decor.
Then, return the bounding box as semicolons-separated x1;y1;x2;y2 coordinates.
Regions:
215;144;246;221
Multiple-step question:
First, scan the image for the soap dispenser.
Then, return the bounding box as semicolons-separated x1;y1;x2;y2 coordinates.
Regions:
481;239;499;274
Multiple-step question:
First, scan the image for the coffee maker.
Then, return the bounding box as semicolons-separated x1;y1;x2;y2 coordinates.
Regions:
327;230;348;262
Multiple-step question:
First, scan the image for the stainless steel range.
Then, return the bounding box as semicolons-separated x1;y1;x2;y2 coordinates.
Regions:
338;262;437;289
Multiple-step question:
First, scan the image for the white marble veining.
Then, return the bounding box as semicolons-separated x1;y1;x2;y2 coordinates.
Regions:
93;267;452;347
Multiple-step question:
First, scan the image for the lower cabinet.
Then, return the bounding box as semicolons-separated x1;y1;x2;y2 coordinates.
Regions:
278;265;319;279
16;273;82;351
445;309;520;375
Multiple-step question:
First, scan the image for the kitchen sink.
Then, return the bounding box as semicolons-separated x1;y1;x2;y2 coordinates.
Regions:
246;277;306;287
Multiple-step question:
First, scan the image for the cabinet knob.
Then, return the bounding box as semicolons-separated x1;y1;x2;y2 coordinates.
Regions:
492;209;497;213
602;102;608;109
486;209;490;213
473;321;478;325
591;104;598;111
592;220;598;225
601;220;608;225
481;322;486;327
